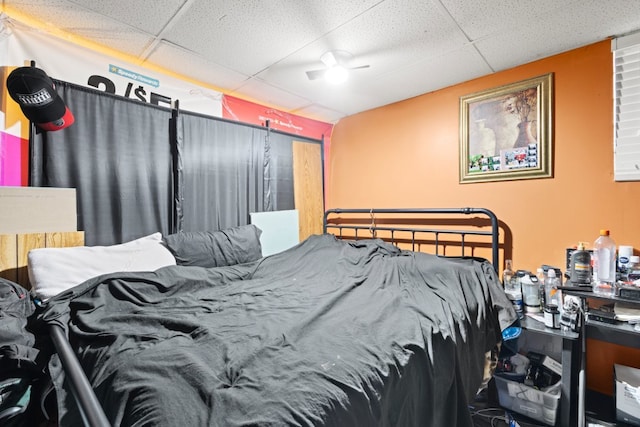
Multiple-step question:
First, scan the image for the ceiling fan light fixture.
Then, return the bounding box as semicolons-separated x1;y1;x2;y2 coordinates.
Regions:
324;65;348;84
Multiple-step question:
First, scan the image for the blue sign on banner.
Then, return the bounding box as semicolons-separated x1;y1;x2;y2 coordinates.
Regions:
109;64;160;87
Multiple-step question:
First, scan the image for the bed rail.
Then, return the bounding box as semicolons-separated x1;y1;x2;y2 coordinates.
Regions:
323;207;499;272
49;324;110;427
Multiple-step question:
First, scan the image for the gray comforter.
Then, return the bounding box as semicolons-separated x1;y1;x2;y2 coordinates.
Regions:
37;234;515;426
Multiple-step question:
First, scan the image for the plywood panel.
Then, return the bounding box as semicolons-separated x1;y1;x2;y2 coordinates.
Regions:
0;234;18;283
292;142;323;241
46;231;85;248
17;233;45;288
0;231;84;289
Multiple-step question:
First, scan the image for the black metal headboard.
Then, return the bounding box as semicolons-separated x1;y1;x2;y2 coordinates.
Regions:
323;207;500;272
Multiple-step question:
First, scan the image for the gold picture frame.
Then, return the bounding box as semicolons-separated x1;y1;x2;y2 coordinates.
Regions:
459;73;553;183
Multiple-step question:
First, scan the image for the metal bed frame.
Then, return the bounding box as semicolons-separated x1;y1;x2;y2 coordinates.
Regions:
50;207;500;427
49;325;110;427
323;207;500;272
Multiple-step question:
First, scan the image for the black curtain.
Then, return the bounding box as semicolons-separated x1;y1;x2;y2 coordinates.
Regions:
268;131;296;211
28;80;322;245
31;81;173;246
178;112;268;232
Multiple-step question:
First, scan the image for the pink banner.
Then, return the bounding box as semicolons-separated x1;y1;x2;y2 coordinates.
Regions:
0;131;28;186
222;95;333;141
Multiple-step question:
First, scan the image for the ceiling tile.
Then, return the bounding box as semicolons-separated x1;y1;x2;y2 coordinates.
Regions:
253;0;471;108
305;45;493;117
476;0;640;71
292;104;345;124
5;0;183;37
4;0;156;57
440;0;573;41
366;45;494;106
147;40;250;90
231;77;315;113
160;0;383;75
308;0;469;76
67;0;186;35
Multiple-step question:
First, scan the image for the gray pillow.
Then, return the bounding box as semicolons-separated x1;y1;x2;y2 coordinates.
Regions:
163;224;263;267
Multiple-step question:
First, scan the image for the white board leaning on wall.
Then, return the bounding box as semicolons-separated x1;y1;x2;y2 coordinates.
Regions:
250;210;300;257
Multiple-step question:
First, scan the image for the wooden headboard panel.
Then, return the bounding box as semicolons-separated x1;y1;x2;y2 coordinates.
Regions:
0;231;85;289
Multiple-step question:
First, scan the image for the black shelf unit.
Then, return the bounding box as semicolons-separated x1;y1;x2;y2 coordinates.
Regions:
560;287;640;425
559;288;640;348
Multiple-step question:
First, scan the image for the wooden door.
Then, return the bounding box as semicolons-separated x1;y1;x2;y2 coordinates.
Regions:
292;142;323;241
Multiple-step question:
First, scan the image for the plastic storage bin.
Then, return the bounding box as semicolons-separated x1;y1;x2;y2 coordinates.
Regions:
494;373;561;426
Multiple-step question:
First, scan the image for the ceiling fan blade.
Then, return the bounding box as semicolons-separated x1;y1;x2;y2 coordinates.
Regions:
306;64;369;80
305;69;326;80
320;51;338;67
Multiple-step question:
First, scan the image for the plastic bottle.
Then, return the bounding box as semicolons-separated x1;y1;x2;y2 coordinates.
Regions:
503;261;523;318
593;229;617;296
506;285;524;319
545;268;561;308
521;273;541;313
543;268;562;329
570;242;592;285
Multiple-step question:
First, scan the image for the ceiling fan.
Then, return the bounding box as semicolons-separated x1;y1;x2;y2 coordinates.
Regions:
305;50;370;83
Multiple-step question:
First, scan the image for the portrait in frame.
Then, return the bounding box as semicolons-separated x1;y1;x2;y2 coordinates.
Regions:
459;73;553;183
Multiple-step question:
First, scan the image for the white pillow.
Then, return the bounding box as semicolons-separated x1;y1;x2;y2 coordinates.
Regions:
28;232;176;300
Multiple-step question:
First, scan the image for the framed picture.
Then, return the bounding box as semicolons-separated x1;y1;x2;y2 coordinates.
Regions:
459;73;553;183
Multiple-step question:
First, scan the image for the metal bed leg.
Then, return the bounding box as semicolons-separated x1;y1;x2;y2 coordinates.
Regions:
49;324;110;427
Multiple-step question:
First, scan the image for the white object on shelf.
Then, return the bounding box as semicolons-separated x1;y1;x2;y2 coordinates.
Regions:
593;229;617;296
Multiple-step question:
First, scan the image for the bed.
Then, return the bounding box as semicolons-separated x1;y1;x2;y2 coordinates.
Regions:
4;207;515;427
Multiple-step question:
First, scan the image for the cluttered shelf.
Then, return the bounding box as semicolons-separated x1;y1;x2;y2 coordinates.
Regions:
496;233;640;426
498;261;583;426
560;286;640;348
559;287;640;306
520;312;579;340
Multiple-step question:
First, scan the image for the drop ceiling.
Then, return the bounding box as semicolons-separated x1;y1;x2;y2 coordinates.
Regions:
3;0;640;124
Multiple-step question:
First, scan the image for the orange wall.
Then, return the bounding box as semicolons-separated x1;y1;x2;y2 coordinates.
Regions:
326;39;640;394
